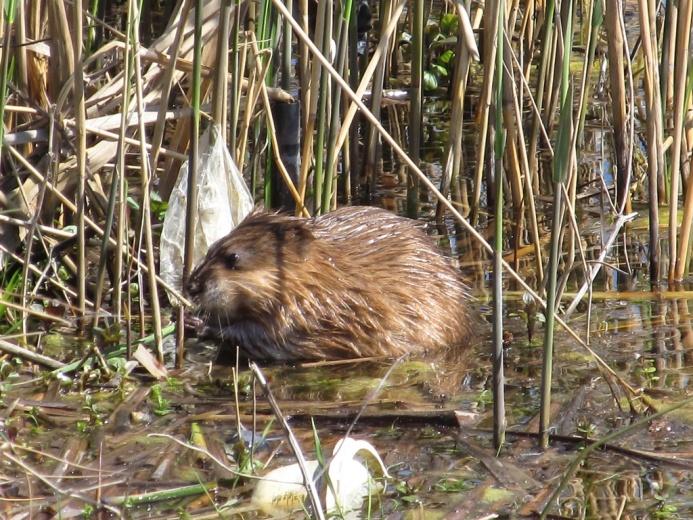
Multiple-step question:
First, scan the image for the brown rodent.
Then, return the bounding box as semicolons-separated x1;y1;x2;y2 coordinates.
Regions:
186;206;471;361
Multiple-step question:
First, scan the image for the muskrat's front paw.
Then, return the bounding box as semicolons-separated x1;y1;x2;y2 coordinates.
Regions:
174;312;206;336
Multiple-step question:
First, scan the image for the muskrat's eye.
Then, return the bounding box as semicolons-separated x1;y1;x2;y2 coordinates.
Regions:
225;253;239;269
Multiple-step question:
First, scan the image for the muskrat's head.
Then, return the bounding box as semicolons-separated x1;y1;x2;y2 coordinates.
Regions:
186;212;315;323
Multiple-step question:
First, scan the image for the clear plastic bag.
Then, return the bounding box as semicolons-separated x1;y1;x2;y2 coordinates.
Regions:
160;124;253;303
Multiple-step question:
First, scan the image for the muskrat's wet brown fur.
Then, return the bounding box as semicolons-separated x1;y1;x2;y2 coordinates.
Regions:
187;206;471;361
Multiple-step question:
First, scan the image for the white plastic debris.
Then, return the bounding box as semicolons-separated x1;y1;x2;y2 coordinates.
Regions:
251;438;390;518
160;124;253;303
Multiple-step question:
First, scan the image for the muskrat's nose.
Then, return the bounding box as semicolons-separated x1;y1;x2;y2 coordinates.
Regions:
186;272;202;297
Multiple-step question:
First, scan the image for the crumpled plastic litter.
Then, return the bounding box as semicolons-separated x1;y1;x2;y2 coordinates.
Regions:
160;124;253;304
251;437;390;518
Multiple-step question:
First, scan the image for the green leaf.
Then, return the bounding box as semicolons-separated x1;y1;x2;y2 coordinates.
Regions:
423;70;438;91
553;85;573;183
432;63;448;77
438;49;455;66
440;13;458;35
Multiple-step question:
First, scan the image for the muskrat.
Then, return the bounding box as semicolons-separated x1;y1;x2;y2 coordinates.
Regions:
186;206;471;361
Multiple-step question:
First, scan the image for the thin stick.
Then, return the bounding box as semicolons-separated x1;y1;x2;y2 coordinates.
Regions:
250;362;326;520
0;339;66;369
563;212;637;316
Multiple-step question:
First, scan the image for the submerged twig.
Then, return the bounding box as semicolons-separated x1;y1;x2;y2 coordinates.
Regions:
0;339;66;369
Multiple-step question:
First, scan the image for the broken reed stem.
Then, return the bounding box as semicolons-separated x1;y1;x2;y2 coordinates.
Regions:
237;44;272;172
249;35;310;216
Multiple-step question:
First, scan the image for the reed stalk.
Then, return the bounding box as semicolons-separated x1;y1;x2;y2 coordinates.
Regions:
471;4;494;221
72;0;87;328
229;0;241;154
524;0;556;207
213;0;232;132
131;0;163;361
502;38;524;257
637;0;663;283
660;0;677;121
258;0;279;207
539;0;573;449
180;0;204;367
491;0;505;452
323;0;352;211
92;134;121;329
0;1;9;151
238;46;271;172
671;0;693;280
297;0;327;206
298;0;310;133
313;0;333;214
505;33;544;283
149;0;192;200
281;0;292;91
604;0;629;210
364;0;393;195
344;0;359;200
14;0;26;103
407;0;424;217
436;2;474;220
575;0;602;146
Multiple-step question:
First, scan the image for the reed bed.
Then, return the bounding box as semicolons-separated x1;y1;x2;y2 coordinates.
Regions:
0;0;692;463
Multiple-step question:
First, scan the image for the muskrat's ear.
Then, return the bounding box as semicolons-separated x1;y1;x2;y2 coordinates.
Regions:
282;221;315;244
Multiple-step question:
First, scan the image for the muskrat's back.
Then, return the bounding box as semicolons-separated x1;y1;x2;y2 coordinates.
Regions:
187;206;471;361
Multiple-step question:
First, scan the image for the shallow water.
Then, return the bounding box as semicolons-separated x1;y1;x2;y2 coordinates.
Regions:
179;277;693;518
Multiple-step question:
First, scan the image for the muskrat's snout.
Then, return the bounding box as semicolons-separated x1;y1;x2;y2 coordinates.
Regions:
185;265;205;300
